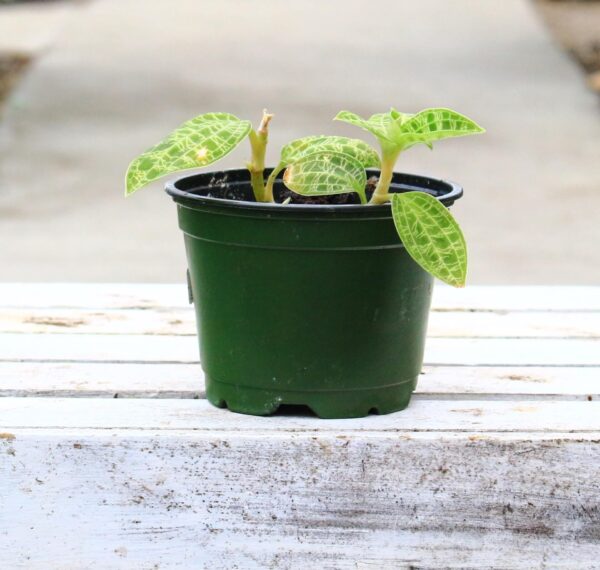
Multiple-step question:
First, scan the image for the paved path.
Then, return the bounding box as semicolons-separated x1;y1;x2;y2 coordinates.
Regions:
1;0;599;283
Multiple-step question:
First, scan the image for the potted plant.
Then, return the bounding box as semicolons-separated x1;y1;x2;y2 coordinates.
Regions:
126;108;484;418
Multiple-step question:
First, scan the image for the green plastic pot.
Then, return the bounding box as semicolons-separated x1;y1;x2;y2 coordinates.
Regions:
166;169;462;419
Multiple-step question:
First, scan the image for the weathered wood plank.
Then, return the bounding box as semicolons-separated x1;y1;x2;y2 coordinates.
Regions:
2;333;599;366
1;362;598;400
0;283;188;310
0;333;199;363
419;365;600;399
433;285;600;312
2;306;599;338
430;309;600;338
1;429;599;569
0;285;598;568
0;362;203;398
1;283;599;311
0;307;196;336
1;397;599;432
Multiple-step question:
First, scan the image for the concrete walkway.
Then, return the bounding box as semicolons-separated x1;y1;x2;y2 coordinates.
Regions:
1;0;599;283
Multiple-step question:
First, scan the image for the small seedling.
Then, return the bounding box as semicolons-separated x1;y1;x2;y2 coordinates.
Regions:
126;108;484;286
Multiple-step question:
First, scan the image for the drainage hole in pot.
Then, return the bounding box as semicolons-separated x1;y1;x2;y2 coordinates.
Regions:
368;407;380;415
275;404;318;418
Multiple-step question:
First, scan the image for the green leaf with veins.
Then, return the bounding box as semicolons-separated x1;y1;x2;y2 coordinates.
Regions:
334;110;396;141
335;107;484;153
391;192;467;287
280;136;380;169
283;152;367;204
125;112;252;196
399;108;485;150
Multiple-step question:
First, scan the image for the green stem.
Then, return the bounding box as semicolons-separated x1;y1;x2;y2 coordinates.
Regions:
369;147;400;205
264;163;284;203
247;109;273;202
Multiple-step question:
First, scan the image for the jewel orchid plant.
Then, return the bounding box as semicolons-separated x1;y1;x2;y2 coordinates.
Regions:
126;108;484;287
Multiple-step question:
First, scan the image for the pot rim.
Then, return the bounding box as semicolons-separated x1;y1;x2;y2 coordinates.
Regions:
165;167;463;213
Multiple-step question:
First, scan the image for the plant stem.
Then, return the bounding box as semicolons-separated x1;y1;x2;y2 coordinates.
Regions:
247;109;273;202
264;164;284;202
369;147;400;205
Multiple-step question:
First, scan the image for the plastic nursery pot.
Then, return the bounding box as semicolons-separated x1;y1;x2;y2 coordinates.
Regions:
166;169;462;419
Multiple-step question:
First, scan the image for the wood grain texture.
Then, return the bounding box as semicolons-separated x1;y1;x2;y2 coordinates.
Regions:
1;284;599;569
1;362;599;400
2;333;600;366
1;430;599;569
2;306;599;337
1;397;599;433
1;283;599;310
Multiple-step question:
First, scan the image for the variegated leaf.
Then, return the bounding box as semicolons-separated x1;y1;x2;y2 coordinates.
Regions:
391;192;467;287
335;107;484;154
334;111;394;141
125;112;251;196
280;136;380;168
283;152;367;204
399;108;485;149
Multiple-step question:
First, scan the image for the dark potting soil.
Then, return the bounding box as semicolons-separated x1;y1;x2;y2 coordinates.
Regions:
202;174;379;205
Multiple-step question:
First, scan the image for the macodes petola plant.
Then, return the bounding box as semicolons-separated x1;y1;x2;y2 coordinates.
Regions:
126;108;484;287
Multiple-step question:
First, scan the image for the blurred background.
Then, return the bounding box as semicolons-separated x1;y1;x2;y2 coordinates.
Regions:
0;0;598;284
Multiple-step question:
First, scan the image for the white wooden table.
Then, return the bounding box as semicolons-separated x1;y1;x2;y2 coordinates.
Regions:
1;284;599;569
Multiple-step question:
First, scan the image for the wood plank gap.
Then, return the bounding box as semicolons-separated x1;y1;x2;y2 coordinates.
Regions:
3;330;599;341
431;308;600;314
0;390;205;399
0;358;200;365
4;428;600;441
3;426;600;434
4;305;600;314
424;363;600;368
2;359;600;368
429;335;600;340
413;393;598;402
0;391;595;402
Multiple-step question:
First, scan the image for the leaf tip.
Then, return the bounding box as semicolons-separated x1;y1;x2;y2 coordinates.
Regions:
124;165;137;197
469;119;486;134
124;181;139;197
